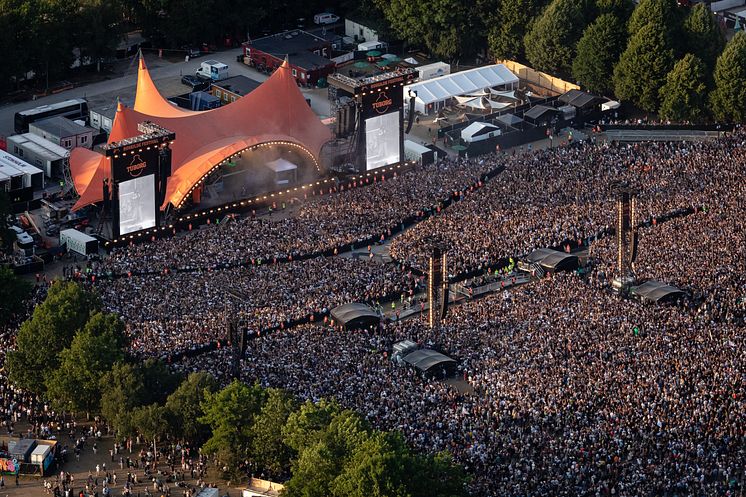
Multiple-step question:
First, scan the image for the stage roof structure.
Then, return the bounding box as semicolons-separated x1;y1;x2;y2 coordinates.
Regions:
402;349;457;376
70;57;331;212
330;303;380;330
526;248;579;273
630;281;685;303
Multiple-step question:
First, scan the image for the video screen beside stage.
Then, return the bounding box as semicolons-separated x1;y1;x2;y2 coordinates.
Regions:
365;112;400;171
118;174;156;235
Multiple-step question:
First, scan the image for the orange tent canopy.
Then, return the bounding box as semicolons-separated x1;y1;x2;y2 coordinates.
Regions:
70;57;331;211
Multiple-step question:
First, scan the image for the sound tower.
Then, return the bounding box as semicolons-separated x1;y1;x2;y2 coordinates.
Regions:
346;102;357;137
336;107;345;136
428;245;449;327
612;183;638;292
405;91;417;134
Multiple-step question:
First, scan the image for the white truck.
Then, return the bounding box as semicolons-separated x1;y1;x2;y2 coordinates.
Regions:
196;60;229;81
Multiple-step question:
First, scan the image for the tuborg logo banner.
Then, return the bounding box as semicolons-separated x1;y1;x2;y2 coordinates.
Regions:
127;154;147;178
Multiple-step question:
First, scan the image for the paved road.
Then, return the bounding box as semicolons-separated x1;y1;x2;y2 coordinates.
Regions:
0;49;335;137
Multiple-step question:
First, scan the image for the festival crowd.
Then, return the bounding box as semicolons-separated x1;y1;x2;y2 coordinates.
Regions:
2;128;745;496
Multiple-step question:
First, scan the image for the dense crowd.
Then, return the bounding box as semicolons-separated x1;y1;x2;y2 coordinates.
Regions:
3;128;745;496
390;136;745;274
97;256;421;356
231;273;745;496
99;157;497;275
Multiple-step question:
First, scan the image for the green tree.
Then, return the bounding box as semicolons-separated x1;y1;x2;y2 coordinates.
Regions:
100;362;148;438
0;267;31;327
597;0;634;19
627;0;679;37
45;313;126;414
488;0;547;60
524;0;587;75
613;20;675;112
199;380;267;474
73;0;124;71
132;403;170;441
710;32;746;122
282;398;343;454
683;3;725;72
164;372;219;444
284;440;339;497
250;388;298;477
409;451;469;497
100;358;181;437
330;431;411;497
6;281;100;394
658;53;708;122
573;13;628;94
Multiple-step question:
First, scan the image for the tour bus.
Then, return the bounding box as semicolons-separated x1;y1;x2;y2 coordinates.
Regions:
14;98;89;134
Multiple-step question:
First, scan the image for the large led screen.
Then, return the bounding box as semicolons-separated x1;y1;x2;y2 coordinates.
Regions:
365;112;400;171
118;174;156;235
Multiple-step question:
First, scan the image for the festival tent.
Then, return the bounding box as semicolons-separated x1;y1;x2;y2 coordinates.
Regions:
461;122;501;143
404;64;519;114
70;57;331;212
330;303;380;330
526;248;579;273
630;281;685;303
402;349;457;377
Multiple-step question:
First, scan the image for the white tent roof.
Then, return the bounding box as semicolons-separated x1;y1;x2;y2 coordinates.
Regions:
601;100;621;111
403;57;419;65
404;64;519;106
265;158;298;173
461;122;499;140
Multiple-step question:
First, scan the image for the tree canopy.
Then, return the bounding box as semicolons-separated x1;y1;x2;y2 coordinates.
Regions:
488;0;547;61
6;281;100;394
710;32;746;122
572;13;628;94
613;20;675;112
658;53;708;122
199;380;267;474
45;312;126;414
164;372;219;444
683;2;725;72
524;0;588;75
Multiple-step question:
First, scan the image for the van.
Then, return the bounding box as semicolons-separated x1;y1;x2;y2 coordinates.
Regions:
314;13;339;25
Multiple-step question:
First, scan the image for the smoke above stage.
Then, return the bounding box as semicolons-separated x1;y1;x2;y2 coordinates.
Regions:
196;144;321;208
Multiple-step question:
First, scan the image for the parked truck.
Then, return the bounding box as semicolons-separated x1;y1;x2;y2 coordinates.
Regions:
196;60;229;81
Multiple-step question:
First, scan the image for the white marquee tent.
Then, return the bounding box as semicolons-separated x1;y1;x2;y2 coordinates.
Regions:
404;64;519;115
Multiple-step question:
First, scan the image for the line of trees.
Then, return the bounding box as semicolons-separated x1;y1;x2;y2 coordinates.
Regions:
379;0;746;122
5;281;469;495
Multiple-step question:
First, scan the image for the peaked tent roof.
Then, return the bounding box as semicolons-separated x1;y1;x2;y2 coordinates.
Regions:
134;58;200;118
461;121;499;140
71;58;332;212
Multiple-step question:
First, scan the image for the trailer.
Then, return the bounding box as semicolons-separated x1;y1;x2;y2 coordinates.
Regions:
59;229;98;256
196;60;229;81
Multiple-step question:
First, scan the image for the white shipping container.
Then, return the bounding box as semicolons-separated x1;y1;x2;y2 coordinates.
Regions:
60;229;98;256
